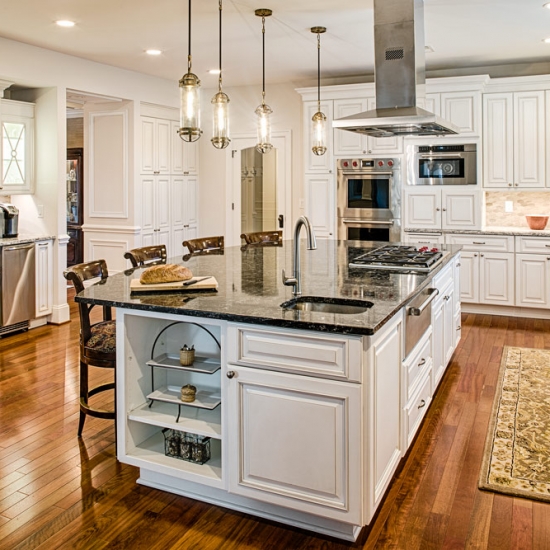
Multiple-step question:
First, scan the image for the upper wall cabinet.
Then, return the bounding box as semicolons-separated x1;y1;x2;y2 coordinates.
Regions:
440;91;482;136
483;91;545;188
1;99;35;194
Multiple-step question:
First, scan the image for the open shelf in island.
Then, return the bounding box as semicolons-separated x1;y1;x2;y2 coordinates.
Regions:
147;354;221;374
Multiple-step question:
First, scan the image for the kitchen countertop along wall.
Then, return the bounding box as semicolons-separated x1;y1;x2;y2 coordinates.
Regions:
405;227;550;237
0;235;55;246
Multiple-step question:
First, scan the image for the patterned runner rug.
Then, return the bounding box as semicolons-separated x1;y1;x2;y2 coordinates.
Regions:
479;346;550;502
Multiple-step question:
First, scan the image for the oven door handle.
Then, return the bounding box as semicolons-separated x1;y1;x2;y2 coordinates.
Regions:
342;219;394;225
407;288;439;316
339;170;394;176
419;153;464;159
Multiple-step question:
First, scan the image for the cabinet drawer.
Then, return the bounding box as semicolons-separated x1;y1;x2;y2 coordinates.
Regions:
403;328;432;402
227;324;362;382
445;234;514;252
405;373;432;447
515;236;550;254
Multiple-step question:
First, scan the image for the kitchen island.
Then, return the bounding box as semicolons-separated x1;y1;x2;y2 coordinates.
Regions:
76;240;461;541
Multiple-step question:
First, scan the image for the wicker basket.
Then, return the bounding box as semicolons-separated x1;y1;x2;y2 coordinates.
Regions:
179;348;195;366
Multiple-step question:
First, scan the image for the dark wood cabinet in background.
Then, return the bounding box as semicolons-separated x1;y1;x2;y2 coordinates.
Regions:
67;148;83;266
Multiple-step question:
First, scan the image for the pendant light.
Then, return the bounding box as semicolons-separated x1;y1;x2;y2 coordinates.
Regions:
178;0;202;142
211;0;230;149
254;8;273;154
311;26;327;156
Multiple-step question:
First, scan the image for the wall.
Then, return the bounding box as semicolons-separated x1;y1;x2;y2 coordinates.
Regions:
67;117;83;148
485;191;550;228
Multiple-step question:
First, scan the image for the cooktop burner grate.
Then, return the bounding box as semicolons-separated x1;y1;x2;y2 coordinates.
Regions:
350;245;446;272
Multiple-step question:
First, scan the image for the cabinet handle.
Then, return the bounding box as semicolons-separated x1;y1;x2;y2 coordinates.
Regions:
154;170;160;175
457;325;461;330
418;399;426;409
444;295;450;301
417;358;426;367
545;245;550;248
456;262;461;267
226;371;236;379
473;242;485;245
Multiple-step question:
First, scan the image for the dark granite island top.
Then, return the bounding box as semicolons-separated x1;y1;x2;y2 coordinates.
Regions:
75;240;461;336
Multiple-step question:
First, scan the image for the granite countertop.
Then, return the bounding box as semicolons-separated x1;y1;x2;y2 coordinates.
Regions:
75;240;460;336
405;226;550;237
0;235;55;246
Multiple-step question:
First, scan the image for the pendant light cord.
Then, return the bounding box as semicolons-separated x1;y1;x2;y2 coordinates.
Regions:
262;15;266;104
187;0;192;72
218;0;223;90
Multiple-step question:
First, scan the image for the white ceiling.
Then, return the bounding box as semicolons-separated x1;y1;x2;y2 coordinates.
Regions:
1;0;550;89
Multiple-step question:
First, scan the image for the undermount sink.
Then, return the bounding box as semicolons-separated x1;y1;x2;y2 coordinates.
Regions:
280;296;373;315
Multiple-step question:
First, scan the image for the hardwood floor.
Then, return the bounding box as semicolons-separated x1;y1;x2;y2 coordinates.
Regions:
1;299;550;549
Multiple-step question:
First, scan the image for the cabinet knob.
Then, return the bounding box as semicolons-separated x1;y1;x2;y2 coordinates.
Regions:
514;183;519;187
417;399;426;409
456;262;461;267
480;253;484;257
436;207;441;212
226;370;236;379
442;208;447;212
508;183;512;187
474;253;478;257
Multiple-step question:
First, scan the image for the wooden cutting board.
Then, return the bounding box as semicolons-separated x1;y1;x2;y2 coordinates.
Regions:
130;276;218;292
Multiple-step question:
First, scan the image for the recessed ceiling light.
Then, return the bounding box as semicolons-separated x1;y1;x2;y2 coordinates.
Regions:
146;49;162;56
208;69;221;75
543;38;550;43
544;2;550;8
56;20;75;27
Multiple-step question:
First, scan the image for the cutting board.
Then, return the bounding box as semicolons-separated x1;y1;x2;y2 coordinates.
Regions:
130;276;218;293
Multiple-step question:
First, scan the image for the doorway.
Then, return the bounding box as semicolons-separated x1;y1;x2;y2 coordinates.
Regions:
225;131;291;247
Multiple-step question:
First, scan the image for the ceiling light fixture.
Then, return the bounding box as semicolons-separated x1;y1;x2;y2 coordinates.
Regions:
544;2;550;8
211;0;230;149
56;20;75;27
254;8;273;154
178;0;202;142
146;49;162;56
311;26;327;156
209;69;221;75
543;38;550;43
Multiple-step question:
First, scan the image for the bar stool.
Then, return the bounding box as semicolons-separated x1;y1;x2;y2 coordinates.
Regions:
183;236;224;253
124;244;167;267
64;260;116;437
240;230;282;245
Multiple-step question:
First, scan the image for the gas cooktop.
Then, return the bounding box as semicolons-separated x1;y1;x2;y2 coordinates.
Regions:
349;245;447;272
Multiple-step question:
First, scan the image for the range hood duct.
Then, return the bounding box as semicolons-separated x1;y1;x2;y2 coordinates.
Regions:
333;0;459;137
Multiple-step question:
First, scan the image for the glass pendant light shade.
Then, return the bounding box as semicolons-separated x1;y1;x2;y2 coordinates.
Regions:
311;111;327;156
311;26;327;156
211;91;230;149
179;72;202;142
178;0;202;142
255;102;273;154
255;8;273;154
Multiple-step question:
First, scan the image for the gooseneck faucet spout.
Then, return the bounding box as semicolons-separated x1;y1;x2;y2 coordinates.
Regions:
282;216;317;296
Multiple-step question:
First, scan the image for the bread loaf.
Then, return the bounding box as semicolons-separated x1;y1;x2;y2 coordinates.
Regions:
140;264;193;284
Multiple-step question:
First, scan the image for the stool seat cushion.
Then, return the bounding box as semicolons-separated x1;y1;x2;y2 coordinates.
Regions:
84;320;116;354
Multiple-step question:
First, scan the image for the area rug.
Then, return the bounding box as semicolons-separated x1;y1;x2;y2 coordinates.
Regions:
479;346;550;502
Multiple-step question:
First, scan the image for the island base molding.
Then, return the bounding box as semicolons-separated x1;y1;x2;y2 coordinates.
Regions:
461;303;550;319
138;469;364;542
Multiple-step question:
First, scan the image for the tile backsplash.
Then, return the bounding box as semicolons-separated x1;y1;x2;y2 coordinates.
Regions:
484;191;550;227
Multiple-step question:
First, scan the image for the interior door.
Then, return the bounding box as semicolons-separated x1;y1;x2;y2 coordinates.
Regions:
227;133;291;247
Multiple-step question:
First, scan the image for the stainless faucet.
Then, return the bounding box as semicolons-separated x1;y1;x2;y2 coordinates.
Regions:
282;216;317;296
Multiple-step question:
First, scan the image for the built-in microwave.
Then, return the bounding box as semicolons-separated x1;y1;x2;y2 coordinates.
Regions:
413;144;477;185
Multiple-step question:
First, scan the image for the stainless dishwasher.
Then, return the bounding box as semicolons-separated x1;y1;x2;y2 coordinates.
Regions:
1;243;35;330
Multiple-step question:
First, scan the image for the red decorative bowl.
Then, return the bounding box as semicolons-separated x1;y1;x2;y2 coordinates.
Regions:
525;215;549;230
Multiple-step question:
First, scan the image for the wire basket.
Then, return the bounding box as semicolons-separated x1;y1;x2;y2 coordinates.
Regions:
163;429;211;464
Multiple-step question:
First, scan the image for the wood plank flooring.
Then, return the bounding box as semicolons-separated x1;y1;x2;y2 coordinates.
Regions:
1;297;550;549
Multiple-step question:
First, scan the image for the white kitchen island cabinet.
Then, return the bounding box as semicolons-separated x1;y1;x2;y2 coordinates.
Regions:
78;241;460;542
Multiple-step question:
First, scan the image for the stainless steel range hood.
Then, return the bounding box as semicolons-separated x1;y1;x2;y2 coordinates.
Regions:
333;0;459;137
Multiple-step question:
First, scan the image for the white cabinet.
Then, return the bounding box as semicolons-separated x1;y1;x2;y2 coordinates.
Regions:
226;363;362;522
305;173;335;239
303;100;334;173
35;240;53;317
172;175;198;256
141;116;171;175
445;234;515;306
515;236;550;308
171;121;198;175
1;99;34;194
333;98;403;156
483;91;545;188
440;91;482;136
404;187;480;231
141;176;171;251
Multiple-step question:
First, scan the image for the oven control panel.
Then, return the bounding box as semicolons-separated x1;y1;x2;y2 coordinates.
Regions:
337;158;399;171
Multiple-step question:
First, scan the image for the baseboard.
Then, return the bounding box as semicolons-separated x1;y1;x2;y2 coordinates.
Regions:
461;303;550;319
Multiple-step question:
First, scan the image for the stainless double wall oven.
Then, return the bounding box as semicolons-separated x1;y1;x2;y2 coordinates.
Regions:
337;157;401;242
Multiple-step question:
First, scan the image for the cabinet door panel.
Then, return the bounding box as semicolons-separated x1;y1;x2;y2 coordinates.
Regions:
442;190;479;229
185;176;198;227
156;119;171;174
156;176;171;231
514;91;545;188
441;92;480;135
333;99;369;155
305;174;334;238
432;299;445;388
480;253;514;305
458;251;479;303
171;176;185;226
141;118;155;173
516;254;550;308
141;177;155;232
171;121;184;173
227;366;361;522
404;189;440;229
